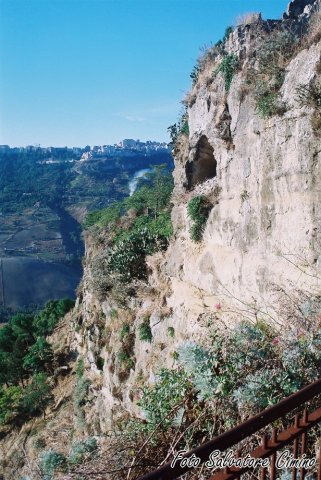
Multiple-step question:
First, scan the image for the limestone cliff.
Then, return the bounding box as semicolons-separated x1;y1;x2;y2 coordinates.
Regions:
76;0;321;431
2;0;321;478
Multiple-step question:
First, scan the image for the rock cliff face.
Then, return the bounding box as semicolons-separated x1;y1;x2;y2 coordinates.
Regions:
2;1;321;477
74;0;321;433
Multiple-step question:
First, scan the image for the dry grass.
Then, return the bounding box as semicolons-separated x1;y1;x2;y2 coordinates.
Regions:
235;12;261;27
305;3;321;47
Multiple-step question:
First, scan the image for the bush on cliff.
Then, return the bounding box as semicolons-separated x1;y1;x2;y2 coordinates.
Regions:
116;317;321;478
187;195;212;242
0;299;74;426
86;166;173;285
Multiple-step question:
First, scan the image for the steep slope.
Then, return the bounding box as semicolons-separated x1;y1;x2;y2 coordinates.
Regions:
76;0;321;430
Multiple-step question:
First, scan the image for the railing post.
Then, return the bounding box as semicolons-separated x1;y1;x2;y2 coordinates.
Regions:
261;435;267;480
300;409;308;480
270;428;277;480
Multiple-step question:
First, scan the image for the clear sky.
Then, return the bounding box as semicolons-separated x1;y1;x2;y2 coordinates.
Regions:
0;0;289;147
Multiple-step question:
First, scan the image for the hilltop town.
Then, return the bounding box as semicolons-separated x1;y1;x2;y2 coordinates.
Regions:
0;139;170;163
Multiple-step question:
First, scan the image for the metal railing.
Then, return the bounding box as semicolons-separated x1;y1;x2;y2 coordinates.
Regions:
138;378;321;480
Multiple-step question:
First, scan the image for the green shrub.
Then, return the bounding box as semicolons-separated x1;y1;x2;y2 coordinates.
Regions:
73;377;91;409
214;54;238;91
172;351;179;360
256;90;286;118
23;337;53;373
19;373;53;418
240;190;250;202
187;196;211;242
252;30;297;118
96;356;104;371
120;323;130;340
86;167;173;287
0;385;23;424
108;228;168;282
215;26;233;48
137;369;192;430
118;350;135;369
33;298;75;336
123;316;321;473
68;437;98;465
41;449;67;479
138;317;152;342
33;436;46;450
75;358;85;377
190;63;202;86
167;327;175;338
168;110;189;145
178;342;219;400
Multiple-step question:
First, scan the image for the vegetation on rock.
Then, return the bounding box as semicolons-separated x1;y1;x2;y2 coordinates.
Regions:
86;165;173;289
0;299;74;426
167;109;189;145
213;53;238;92
187;195;212;242
115;317;321;478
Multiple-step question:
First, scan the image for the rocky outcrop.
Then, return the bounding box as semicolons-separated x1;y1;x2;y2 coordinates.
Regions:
73;0;321;431
284;0;316;18
66;0;321;435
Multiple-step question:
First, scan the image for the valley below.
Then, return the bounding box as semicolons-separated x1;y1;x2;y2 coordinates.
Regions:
0;149;173;314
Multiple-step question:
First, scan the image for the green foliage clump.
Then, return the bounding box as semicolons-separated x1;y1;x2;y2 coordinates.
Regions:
190;63;202;86
0;299;74;426
240;190;250;202
96;356;104;371
86;166;173;286
138;317;152;342
85;165;173;231
255;88;286;118
187;195;211;242
75;358;84;377
137;369;192;430
23;337;53;372
222;26;233;43
73;358;91;426
85;202;123;229
118;350;135;370
167;111;189;145
73;377;91;410
33;298;75;337
120;324;130;340
178;342;219;400
68;437;98;465
0;386;23;425
108;228;168;282
214;53;238;91
127;317;321;463
40;449;67;479
250;30;298;118
167;326;175;338
215;26;233;48
19;373;53;417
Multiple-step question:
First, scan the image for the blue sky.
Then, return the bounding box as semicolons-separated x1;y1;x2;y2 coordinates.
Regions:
0;0;289;147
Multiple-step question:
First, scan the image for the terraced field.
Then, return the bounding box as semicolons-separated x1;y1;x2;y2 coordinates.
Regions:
0;205;83;311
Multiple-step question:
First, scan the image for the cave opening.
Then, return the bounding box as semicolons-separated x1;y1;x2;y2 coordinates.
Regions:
185;135;217;190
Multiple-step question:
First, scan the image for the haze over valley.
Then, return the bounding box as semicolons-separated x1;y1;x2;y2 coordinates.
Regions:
0;141;173;315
